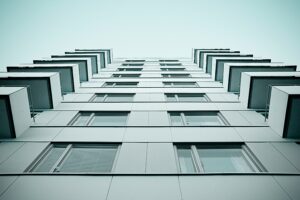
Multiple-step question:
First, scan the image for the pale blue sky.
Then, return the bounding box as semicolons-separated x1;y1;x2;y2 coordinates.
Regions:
0;0;299;68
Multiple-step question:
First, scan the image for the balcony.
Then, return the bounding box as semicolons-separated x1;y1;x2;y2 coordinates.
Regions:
199;50;239;68
205;54;253;75
75;48;112;64
0;72;62;110
7;64;80;94
33;58;92;82
239;71;300;109
268;86;300;138
211;57;271;81
52;54;99;74
66;51;106;69
223;63;297;93
0;87;31;138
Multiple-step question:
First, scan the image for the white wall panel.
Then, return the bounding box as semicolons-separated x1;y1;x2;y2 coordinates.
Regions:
274;176;300;200
171;127;242;142
47;111;78;126
235;127;283;142
180;176;290;200
149;111;169;126
221;111;251;126
272;143;300;171
146;143;177;173
53;127;125;142
0;142;49;173
247;143;298;173
0;176;111;200
107;176;181;200
127;112;148;126
239;111;267;126
0;142;24;164
123;128;172;142
114;143;147;173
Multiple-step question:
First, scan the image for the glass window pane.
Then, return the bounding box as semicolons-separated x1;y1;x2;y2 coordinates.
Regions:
73;113;91;126
115;82;137;87
165;94;177;102
170;74;190;78
177;147;196;173
59;146;118;172
170;112;183;126
178;94;207;102
105;94;134;102
173;82;196;87
197;148;253;172
163;82;172;87
92;94;105;102
184;112;223;126
103;82;114;87
91;112;128;126
33;146;66;172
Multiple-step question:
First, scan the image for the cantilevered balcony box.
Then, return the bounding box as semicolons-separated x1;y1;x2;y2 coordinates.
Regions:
205;54;253;75
239;71;300;110
66;51;106;69
71;50;109;69
0;87;31;138
33;58;92;82
192;48;230;64
268;86;300;139
202;52;241;72
51;54;99;74
75;48;112;66
0;72;61;110
211;57;272;81
223;63;297;93
198;50;239;68
7;64;80;94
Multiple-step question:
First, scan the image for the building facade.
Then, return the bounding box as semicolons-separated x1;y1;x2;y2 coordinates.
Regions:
0;48;299;200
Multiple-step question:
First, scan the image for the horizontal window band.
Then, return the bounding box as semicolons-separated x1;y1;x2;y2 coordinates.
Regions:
1;173;300;176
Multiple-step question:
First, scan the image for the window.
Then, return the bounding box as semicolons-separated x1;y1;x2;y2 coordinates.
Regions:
160;63;182;66
112;74;141;78
159;59;179;62
29;143;119;173
161;68;185;71
118;68;142;71
102;82;138;87
122;63;144;66
163;82;198;87
90;94;135;102
176;144;263;173
169;111;226;126
71;112;129;126
165;93;209;102
125;60;145;62
162;74;190;78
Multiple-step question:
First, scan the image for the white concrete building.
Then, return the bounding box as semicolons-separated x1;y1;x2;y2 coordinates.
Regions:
0;48;299;200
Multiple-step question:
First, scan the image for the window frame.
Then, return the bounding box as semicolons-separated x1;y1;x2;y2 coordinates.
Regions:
165;93;210;102
161;74;191;78
168;111;229;126
160;68;185;71
174;143;265;173
69;111;130;126
112;74;141;78
102;82;139;87
163;82;198;87
118;68;143;71
89;93;135;102
122;63;144;66
26;143;121;173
